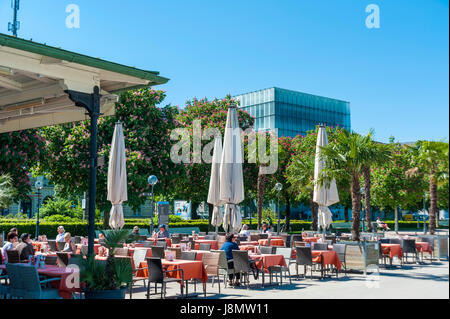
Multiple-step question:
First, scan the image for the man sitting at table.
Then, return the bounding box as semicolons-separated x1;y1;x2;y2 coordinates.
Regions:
16;233;35;262
56;226;66;242
220;233;241;286
157;224;170;238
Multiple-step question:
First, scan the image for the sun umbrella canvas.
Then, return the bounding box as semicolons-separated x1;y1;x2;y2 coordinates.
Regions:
313;125;339;230
220;105;244;233
108;122;127;229
208;135;224;232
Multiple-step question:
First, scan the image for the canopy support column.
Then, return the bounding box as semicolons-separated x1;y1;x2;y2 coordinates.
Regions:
66;86;101;256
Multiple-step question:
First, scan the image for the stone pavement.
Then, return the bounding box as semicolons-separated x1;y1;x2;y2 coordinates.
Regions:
127;258;449;299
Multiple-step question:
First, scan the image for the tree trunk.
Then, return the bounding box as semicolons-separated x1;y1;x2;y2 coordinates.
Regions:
310;192;318;231
191;202;200;220
429;169;438;235
394;206;399;233
285;196;291;232
257;170;266;229
351;175;361;241
363;166;373;232
344;206;349;222
208;203;214;232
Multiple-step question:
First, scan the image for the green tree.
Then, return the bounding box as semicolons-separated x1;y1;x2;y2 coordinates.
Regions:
0;130;45;200
318;130;376;241
371;142;426;231
287;126;345;230
175;96;256;223
36;88;182;227
408;141;449;234
0;174;16;209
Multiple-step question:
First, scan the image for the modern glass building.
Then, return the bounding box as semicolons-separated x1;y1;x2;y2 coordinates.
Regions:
234;87;351;137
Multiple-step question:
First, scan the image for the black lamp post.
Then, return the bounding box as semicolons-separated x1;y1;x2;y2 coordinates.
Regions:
147;175;158;235
275;183;283;235
34;180;43;240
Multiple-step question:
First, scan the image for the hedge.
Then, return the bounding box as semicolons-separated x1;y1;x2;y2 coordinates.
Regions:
0;219;444;238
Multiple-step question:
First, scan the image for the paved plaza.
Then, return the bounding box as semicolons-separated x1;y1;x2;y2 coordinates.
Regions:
128;258;449;300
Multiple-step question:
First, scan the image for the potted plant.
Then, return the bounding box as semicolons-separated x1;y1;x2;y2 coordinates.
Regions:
77;229;138;299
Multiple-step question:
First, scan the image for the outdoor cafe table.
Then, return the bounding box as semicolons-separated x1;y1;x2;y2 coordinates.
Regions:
415;242;432;254
136;259;208;295
31;241;47;252
302;237;320;243
258;238;284;246
239;245;258;253
381;244;403;259
0;264;77;299
311;250;341;270
194;240;218;250
239;241;259;246
249;253;287;274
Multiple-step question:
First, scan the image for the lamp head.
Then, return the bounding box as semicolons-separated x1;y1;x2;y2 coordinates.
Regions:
148;175;158;186
275;183;283;192
35;180;43;190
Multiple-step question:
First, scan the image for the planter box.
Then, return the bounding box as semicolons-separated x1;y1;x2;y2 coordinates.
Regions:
340;241;379;276
419;234;449;261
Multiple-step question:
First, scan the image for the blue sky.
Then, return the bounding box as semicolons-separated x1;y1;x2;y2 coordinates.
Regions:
1;0;448;143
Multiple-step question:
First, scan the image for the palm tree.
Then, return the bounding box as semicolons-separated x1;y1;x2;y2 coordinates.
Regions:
408;141;449;234
362;142;392;232
286;153;318;230
319;130;376;241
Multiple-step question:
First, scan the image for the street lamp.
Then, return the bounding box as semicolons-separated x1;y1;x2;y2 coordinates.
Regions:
147;175;158;235
34;180;43;240
275;183;283;235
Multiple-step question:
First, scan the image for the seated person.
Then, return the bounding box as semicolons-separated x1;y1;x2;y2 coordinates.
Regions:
2;232;18;263
376;217;390;231
260;222;272;234
62;233;76;253
239;224;251;240
132;226;140;236
56;226;66;242
157;224;170;238
16;233;35;262
220;233;241;286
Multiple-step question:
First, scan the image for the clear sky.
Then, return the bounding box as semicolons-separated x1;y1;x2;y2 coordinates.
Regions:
1;0;448;143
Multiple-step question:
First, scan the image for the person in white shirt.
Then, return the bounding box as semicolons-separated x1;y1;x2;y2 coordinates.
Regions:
2;232;18;263
56;226;66;242
239;224;251;240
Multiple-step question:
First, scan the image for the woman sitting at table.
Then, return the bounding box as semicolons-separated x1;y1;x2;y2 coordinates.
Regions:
1;232;18;263
239;224;251;240
62;233;76;253
220;233;241;286
16;233;35;262
376;217;390;231
157;224;170;238
260;222;272;234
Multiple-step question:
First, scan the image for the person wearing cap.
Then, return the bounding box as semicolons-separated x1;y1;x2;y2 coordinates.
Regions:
16;233;35;261
56;226;66;242
157;224;170;238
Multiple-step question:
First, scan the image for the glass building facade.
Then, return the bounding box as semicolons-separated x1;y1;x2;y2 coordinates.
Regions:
234;87;351;137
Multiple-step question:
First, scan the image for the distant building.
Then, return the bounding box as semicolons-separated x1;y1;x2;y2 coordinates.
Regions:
234;87;351;137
